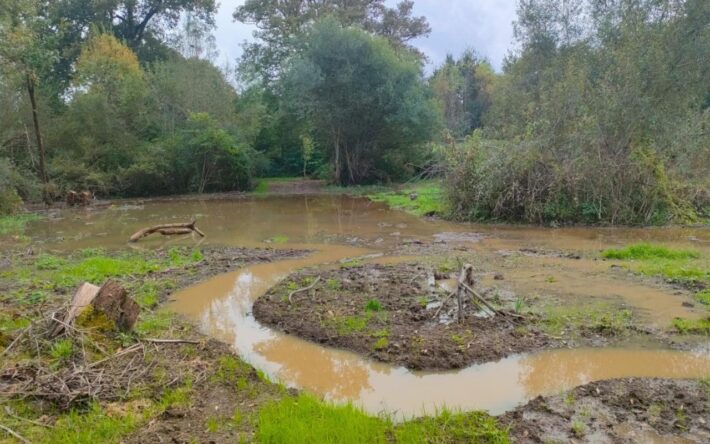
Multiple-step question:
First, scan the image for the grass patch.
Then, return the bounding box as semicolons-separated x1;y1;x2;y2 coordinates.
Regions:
256;394;389;443
364;299;383;312
602;243;708;285
672;317;710;335
602;243;699;260
327;314;371;335
255;394;510;444
367;181;446;217
542;302;633;336
0;213;41;235
695;290;710;306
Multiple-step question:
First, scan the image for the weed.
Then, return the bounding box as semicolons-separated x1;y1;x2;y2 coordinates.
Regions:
513;297;526;313
286;281;299;291
35;254;66;270
327;314;371;335
545;276;557;283
564;392;575;406
50;338;74;364
268;235;289;244
364;299;382;312
340;258;363;268
571;419;587;437
326;279;342;290
206;416;220;433
418;296;429;307
373;337;389;350
393;409;510;443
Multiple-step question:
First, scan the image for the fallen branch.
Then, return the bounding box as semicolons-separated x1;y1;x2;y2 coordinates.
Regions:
288;276;322;304
0;423;30;444
129;220;205;242
142;338;200;345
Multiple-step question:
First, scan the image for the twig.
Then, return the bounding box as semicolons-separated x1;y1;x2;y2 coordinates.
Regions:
142;338;200;345
288;276;322;304
0;326;29;358
459;282;499;316
432;290;455;318
3;407;53;429
0;423;30;444
87;343;143;369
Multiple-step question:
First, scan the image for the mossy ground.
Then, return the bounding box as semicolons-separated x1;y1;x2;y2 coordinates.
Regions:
366;181;446;217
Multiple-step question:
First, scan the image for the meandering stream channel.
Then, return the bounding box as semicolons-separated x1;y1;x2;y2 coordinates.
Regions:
25;195;710;418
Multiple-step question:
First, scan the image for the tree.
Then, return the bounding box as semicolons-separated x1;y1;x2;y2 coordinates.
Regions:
234;0;430;82
281;19;438;185
0;0;58;199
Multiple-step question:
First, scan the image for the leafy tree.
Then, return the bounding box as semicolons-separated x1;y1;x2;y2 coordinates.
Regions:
234;0;430;82
281;19;438;185
430;50;496;138
0;0;58;197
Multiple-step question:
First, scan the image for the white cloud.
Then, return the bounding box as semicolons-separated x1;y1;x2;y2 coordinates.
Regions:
213;0;517;73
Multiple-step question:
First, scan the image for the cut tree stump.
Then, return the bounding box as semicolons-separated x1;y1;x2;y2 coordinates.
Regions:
50;282;100;337
92;280;140;331
129;220;205;243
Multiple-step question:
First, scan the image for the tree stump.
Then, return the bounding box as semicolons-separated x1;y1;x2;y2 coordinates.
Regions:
92;280;139;331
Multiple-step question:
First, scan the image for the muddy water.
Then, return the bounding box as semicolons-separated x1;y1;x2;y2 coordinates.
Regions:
169;245;710;417
14;195;710;416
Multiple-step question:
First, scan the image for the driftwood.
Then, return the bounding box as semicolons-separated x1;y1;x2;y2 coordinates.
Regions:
129;220;205;242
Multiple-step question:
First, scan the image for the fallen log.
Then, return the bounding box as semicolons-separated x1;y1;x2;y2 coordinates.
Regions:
129;220;205;242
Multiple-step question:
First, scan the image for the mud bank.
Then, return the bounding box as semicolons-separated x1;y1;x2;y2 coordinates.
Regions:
500;378;710;443
254;263;565;370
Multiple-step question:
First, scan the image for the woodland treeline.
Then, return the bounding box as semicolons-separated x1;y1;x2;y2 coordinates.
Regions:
0;0;708;224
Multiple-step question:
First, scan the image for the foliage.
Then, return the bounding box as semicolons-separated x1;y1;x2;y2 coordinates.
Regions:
429;51;496;138
601;243;709;285
234;0;430;83
281;19;440;185
447;0;710;224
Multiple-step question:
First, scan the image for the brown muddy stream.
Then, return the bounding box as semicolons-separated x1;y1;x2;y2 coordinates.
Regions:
20;195;710;417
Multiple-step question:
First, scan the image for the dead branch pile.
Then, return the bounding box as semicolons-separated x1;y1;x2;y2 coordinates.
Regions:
1;283;208;410
433;264;526;323
129;220;205;242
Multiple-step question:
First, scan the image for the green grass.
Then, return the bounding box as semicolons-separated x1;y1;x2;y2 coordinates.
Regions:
602;243;699;260
542;302;633;336
255;394;510;444
364;299;383;312
367;181;446;217
327;314;371;335
695;289;710;306
602;243;708;285
0;213;41;235
672;317;710;335
256;394;390;443
253;177;302;194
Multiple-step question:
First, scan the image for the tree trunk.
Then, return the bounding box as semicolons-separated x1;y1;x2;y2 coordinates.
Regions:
26;74;49;202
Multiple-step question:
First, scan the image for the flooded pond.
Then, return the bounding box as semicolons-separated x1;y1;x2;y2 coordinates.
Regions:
18;195;710;417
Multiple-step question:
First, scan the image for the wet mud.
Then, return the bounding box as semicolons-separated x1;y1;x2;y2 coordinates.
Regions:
254;263;563;370
500;378;710;443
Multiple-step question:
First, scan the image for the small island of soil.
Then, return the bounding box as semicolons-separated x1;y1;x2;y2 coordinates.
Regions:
254;263;564;370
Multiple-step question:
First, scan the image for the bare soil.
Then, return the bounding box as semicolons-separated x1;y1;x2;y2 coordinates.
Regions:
254;263;564;370
500;378;710;443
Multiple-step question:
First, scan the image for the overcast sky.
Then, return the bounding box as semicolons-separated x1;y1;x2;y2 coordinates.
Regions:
213;0;518;73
